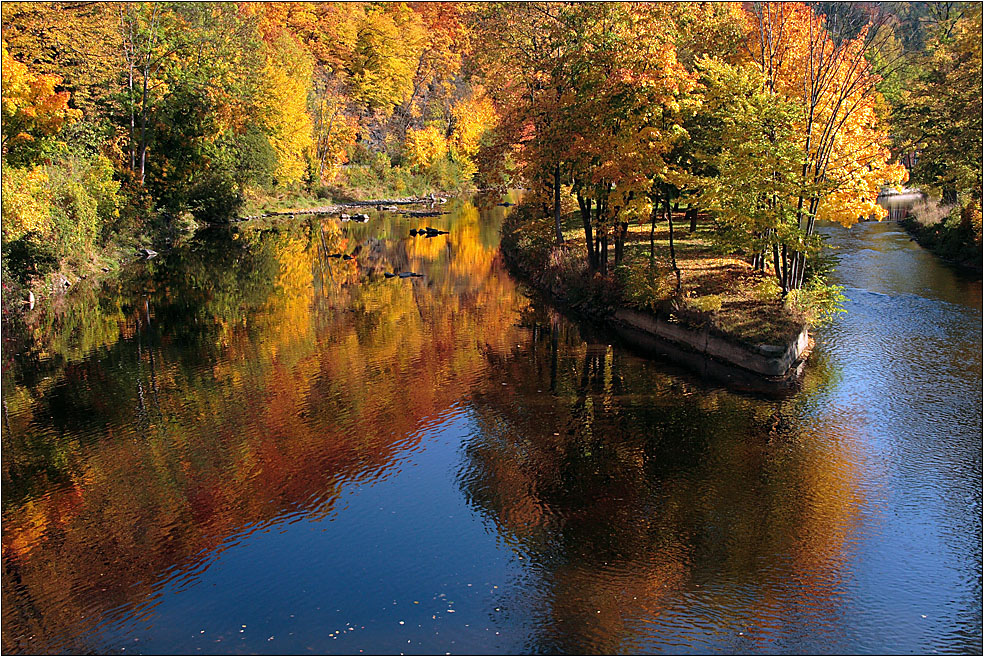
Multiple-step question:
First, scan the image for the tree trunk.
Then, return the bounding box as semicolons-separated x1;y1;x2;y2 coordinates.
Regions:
553;164;563;245
594;190;606;275
686;205;698;233
781;244;789;294
600;227;608;277
648;202;659;271
577;193;596;271
139;70;149;184
773;241;783;290
613;220;628;267
665;198;680;292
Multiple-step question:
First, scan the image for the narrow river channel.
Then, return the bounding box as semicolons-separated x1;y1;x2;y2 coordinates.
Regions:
2;197;981;654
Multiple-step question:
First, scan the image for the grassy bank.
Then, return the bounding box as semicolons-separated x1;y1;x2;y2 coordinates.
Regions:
502;204;827;349
899;199;983;273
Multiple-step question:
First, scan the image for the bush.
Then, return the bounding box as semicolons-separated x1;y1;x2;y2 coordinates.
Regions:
686;294;723;313
619;261;674;312
2;166;51;243
786;276;846;327
500;203;554;268
910;198;954;227
751;277;782;301
1;232;59;284
2;155;123;282
49;178;99;253
45;156;122;253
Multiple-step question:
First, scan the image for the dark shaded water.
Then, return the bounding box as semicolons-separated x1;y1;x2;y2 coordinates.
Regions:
2;198;981;655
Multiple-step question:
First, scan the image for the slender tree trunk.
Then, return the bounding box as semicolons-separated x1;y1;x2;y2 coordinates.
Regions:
773;241;783;289
577;193;596;271
793;196;822;289
119;5;137;173
139;70;149;184
687;205;698;233
553;164;563;245
137;7;161;186
600;227;608;277
665;198;680;292
593;189;606;275
614;220;628;267
781;244;789;294
129;68;136;172
648;202;659;271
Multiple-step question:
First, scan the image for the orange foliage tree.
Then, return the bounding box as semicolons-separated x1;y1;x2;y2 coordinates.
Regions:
1;40;80;161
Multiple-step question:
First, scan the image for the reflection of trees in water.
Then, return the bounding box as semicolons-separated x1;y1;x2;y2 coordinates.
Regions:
0;203;522;654
459;305;864;654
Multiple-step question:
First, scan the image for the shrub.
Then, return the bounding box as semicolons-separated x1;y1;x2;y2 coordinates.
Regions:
1;232;59;283
2;166;52;244
903;197;983;267
686;294;723;313
619;262;674;312
751;277;782;301
910;198;954;227
49;178;99;253
786;276;846;327
45;156;122;252
2;155;124;282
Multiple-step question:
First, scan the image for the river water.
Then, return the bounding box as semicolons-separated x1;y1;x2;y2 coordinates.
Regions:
2;197;981;655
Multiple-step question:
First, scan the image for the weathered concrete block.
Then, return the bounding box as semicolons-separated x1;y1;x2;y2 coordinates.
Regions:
613;308;808;378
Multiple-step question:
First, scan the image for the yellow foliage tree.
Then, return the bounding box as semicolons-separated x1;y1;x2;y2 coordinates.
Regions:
450;89;497;179
312;77;358;183
746;2;907;287
349;4;427;115
405;124;447;171
261;33;315;187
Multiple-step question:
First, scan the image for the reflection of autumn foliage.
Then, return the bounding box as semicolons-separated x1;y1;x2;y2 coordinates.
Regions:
458;308;864;653
1;202;526;653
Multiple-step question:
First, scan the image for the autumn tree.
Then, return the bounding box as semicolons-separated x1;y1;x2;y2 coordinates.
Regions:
120;3;272;217
1;40;81;164
686;58;809;292
0;2;120;120
746;2;907;289
470;2;582;245
895;3;982;205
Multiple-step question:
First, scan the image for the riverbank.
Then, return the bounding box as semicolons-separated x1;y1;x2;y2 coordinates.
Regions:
0;183;456;317
234;194;452;222
898;199;983;274
500;207;812;384
237;182;466;220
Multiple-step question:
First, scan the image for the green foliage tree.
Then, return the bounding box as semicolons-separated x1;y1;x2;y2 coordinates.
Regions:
687;59;809;293
896;4;983;205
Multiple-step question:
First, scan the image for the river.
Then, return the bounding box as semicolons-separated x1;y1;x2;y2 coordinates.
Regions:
2;196;981;654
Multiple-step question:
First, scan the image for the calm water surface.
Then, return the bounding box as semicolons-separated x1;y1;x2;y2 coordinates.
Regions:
2;198;981;654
